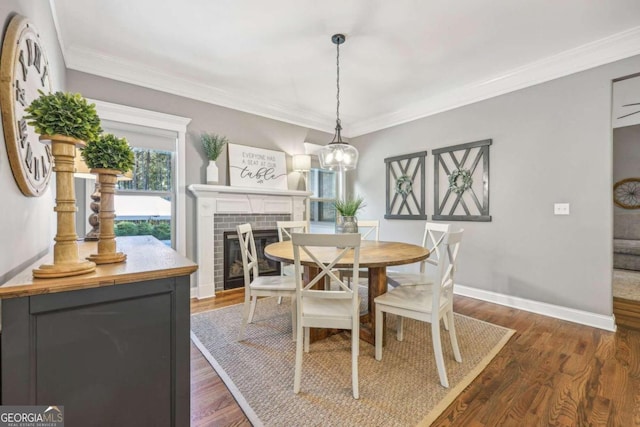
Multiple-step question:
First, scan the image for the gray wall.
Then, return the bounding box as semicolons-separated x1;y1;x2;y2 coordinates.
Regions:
67;70;333;270
351;55;640;316
0;2;66;281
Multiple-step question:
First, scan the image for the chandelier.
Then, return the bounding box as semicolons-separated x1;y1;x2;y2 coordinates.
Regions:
318;34;359;171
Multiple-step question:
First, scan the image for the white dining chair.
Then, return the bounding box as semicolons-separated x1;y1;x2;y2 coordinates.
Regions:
237;223;297;341
375;230;463;388
292;232;362;399
357;220;380;240
276;220;309;277
339;219;379;286
386;222;451;288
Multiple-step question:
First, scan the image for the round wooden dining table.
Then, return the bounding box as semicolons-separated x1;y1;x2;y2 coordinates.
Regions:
264;240;430;344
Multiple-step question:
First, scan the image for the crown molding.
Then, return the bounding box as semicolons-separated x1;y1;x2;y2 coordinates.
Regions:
348;25;640;137
64;45;337;134
87;98;191;132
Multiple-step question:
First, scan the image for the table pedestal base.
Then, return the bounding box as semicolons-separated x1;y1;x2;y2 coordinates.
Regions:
306;266;388;345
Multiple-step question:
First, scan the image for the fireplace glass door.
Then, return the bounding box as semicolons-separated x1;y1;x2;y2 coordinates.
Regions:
223;229;281;289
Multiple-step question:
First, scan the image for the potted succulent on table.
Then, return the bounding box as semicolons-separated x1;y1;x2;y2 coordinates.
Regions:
24;90;103;278
201;132;228;184
333;196;366;234
81;133;135;264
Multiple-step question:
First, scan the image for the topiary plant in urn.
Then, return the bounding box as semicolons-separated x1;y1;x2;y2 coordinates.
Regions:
23;91;103;278
82;133;134;264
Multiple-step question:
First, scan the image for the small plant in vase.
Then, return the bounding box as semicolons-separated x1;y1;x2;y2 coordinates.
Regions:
82;133;135;264
201;132;228;184
333;196;366;234
24;91;103;278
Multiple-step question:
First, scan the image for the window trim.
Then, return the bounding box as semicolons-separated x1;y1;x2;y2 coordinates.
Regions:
88;99;191;256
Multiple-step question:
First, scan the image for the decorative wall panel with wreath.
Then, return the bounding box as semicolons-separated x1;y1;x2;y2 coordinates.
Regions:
384;151;427;220
433;139;492;222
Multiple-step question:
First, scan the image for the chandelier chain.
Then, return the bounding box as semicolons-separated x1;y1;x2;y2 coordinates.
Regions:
336;41;340;126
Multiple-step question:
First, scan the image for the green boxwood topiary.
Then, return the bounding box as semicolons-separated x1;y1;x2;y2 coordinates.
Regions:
82;133;134;173
24;90;102;142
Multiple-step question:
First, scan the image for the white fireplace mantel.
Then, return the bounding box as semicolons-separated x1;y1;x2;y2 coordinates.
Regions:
188;184;312;298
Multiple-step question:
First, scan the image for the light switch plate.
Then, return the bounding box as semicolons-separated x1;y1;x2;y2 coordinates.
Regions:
554;203;570;215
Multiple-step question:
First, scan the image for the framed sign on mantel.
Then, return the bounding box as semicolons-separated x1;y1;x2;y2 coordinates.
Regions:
228;143;288;190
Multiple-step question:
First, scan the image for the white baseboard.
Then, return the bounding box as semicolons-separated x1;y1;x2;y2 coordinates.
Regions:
454;284;617;332
190;285;216;299
196;284;216;299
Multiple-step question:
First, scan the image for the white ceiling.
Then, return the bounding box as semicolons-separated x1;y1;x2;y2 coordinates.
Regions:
51;0;640;136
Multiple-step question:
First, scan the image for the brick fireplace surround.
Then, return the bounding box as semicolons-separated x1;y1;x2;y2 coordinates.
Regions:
188;184;311;298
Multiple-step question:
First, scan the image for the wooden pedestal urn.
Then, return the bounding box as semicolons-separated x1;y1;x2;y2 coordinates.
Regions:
87;168;127;264
33;135;97;278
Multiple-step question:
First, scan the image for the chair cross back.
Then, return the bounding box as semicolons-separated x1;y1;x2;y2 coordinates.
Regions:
356;220;379;241
237;223;259;280
421;222;451;272
292;233;361;296
276;220;309;242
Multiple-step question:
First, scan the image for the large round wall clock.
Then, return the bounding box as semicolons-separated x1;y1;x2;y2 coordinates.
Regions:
0;14;53;197
614;178;640;209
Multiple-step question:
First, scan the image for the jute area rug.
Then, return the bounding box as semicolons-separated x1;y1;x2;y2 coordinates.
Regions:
191;297;514;427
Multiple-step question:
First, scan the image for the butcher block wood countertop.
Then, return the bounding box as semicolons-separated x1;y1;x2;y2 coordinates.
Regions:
0;236;198;299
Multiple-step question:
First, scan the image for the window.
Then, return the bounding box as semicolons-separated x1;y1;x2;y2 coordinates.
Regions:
89;100;190;256
309;168;337;230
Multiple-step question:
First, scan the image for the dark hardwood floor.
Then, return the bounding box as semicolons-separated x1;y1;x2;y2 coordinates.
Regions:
190;289;640;426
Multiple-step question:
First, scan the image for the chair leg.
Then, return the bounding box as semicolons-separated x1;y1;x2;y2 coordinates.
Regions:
304;327;310;353
248;296;258;323
294;322;304;394
352;322;359;399
447;310;462;363
291;298;297;341
277;296;283;305
442;314;450;331
375;305;383;361
432;320;449;388
396;316;404;341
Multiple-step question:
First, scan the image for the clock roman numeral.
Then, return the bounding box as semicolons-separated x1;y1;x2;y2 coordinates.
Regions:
24;142;33;173
17;118;28;148
45;144;52;163
40;65;48;87
41;155;49;179
33;42;42;73
26;39;33;65
18;50;27;81
33;156;40;180
15;80;26;107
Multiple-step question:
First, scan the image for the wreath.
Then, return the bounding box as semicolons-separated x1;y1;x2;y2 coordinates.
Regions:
448;169;473;194
395;175;413;197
